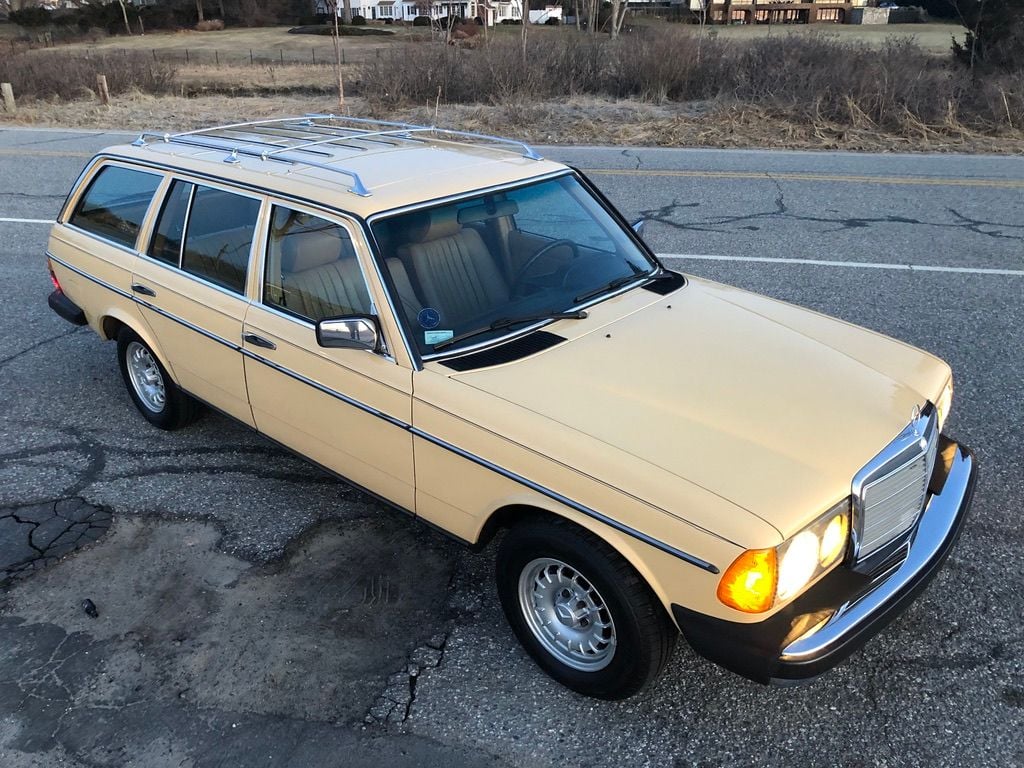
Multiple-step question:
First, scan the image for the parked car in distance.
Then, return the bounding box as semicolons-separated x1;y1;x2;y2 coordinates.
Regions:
46;116;976;698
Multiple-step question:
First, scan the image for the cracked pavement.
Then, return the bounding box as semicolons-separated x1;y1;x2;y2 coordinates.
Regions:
1;129;1023;767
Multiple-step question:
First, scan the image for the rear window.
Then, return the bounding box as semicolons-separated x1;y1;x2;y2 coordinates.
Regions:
69;165;162;249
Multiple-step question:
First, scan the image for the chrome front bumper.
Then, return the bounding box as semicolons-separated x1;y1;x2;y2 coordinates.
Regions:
673;436;976;684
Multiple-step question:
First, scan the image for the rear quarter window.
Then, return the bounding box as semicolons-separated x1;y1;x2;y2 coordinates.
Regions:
69;165;162;249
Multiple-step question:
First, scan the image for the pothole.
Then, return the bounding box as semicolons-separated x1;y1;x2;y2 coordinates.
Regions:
0;497;112;584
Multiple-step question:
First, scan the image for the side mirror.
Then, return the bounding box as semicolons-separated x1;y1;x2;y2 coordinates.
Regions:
631;218;647;238
316;315;381;352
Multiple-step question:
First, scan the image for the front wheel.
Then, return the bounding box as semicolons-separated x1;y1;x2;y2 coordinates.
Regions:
496;516;676;699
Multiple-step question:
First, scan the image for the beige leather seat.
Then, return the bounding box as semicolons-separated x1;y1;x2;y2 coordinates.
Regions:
279;227;371;322
386;258;424;322
397;208;507;325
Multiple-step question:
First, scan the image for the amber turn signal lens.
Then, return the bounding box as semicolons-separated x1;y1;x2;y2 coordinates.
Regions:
717;548;777;613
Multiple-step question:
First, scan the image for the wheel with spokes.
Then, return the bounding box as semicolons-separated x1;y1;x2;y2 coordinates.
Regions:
116;327;198;430
496;516;676;699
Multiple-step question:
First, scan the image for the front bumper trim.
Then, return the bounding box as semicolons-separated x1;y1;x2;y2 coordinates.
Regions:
673;437;976;684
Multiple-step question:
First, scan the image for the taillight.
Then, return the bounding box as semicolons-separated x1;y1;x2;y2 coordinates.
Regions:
48;260;61;292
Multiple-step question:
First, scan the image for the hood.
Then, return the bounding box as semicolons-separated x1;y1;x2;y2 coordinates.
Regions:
450;277;950;539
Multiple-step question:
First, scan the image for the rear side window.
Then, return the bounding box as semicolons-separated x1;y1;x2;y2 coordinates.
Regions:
180;186;261;294
69;165;162;249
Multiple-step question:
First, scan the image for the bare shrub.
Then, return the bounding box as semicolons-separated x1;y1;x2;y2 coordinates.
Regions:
195;19;226;32
359;29;1021;135
605;31;729;101
0;52;178;101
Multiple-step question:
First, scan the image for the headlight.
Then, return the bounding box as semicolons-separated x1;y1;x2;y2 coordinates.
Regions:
717;499;850;613
936;377;953;430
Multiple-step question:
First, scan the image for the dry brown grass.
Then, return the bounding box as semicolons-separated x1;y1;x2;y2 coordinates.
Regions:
4;93;1023;154
176;63;338;95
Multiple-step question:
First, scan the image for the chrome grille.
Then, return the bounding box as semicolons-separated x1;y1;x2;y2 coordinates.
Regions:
853;406;939;563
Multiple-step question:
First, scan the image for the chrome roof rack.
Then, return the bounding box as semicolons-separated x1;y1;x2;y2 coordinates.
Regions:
129;115;544;198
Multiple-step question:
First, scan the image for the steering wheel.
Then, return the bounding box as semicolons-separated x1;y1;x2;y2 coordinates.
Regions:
510;239;579;297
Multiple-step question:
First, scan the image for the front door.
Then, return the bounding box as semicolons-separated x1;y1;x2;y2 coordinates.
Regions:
242;202;415;510
132;178;264;427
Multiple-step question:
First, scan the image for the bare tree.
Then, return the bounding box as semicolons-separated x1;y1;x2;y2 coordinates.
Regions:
609;0;627;38
520;0;528;59
195;0;205;22
325;0;346;110
586;0;599;33
116;0;133;35
950;0;988;69
696;0;708;62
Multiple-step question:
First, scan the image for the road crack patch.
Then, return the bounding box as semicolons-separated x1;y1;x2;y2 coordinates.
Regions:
365;633;448;726
0;498;112;586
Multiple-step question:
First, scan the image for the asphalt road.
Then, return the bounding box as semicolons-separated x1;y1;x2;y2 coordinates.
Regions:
1;128;1022;768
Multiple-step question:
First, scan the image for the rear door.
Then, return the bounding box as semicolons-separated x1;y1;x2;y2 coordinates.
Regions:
242;201;415;510
132;178;265;426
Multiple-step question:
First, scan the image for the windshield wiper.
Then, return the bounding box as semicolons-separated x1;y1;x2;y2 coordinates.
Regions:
432;310;588;353
572;269;673;305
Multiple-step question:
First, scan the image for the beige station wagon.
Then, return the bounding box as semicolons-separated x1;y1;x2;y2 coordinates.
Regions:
46;116;976;699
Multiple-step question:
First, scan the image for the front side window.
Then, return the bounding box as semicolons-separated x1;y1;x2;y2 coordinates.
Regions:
264;205;372;322
180;185;261;294
69;165;162;249
371;174;657;356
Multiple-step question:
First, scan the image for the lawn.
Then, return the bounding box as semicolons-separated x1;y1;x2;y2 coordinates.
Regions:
50;25;427;66
704;20;964;54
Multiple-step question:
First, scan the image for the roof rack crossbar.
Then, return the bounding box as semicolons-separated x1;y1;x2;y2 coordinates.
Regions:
266;123;420;150
262;126;437;158
128;114;544;197
137;135;370;197
303;114;543;160
175;132;336;159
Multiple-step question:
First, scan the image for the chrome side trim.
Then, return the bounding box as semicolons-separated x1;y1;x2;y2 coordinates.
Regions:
407;426;720;574
51;247;718;573
781;444;973;662
47;252;133;299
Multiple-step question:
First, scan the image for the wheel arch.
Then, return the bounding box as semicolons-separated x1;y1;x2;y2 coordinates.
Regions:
475;501;677;620
99;310;180;385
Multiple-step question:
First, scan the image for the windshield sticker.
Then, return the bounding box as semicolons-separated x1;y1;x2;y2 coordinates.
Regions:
425;330;454;346
417;308;442;329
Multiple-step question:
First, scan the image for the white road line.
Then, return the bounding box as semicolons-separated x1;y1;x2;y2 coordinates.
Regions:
660;253;1024;277
0;217;54;225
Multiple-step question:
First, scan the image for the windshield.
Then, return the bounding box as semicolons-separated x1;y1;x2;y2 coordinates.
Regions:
371;174;658;357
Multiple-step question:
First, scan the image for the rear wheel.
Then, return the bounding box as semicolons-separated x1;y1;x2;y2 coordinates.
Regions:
496;516;676;699
116;328;198;430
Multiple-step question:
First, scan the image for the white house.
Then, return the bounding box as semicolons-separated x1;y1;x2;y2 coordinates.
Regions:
319;0;523;25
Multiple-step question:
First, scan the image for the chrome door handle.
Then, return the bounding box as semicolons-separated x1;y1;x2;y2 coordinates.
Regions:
243;333;276;350
131;283;156;297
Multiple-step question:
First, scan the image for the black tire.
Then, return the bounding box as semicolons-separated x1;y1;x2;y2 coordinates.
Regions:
116;327;199;430
496;516;677;699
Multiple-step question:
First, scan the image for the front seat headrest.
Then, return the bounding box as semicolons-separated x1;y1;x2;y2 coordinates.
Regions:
405;207;461;244
281;228;343;273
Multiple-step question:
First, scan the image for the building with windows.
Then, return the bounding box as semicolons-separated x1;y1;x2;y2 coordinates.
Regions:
316;0;522;23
